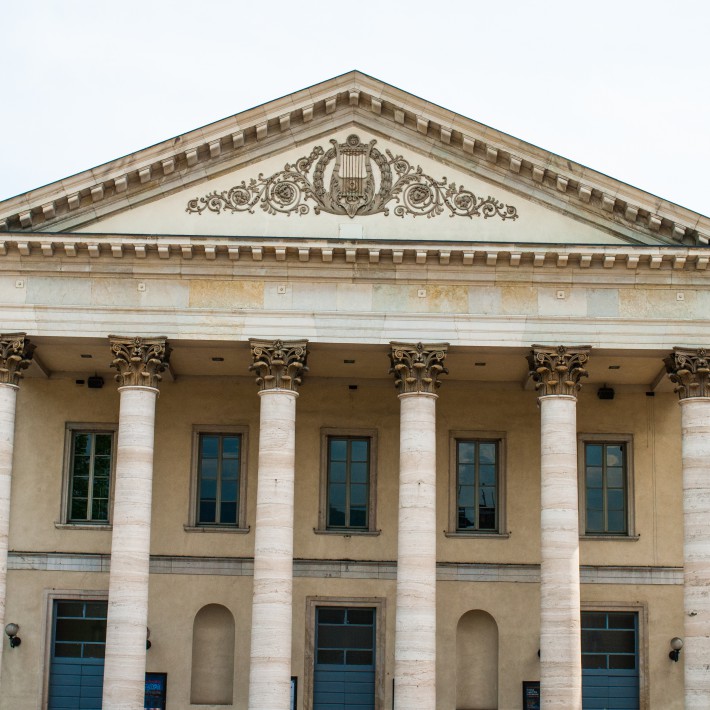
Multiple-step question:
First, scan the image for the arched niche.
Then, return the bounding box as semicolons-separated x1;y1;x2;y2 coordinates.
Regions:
456;609;498;710
190;603;235;705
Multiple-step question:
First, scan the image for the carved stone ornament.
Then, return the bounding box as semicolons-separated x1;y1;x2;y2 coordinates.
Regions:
249;339;309;392
389;342;449;395
186;134;519;221
109;336;171;389
0;333;35;386
527;345;591;397
664;347;710;399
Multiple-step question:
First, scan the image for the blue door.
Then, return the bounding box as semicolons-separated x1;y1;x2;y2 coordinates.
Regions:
48;600;107;710
313;607;376;710
582;611;639;710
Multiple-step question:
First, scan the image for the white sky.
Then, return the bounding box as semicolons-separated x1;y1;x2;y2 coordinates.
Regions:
2;0;709;217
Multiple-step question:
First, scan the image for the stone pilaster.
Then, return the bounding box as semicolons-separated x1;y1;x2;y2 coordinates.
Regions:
0;334;33;681
102;336;170;710
665;347;710;708
527;345;590;710
390;342;447;710
248;339;308;710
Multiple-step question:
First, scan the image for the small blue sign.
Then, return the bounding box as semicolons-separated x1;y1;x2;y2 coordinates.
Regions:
145;672;167;710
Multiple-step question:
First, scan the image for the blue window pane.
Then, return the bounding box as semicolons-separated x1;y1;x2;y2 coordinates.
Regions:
94;434;112;456
479;465;496;486
350;440;369;462
350;462;368;484
200;479;217;501
350;484;368;506
458;486;475;507
220;502;237;524
329;461;346;483
607;510;626;533
200;458;218;479
479;487;496;509
458;441;476;463
608;489;625;512
329;439;347;461
200;501;216;522
221;458;239;480
479;443;496;464
349;507;367;528
586;445;603;466
221;480;238;502
587;509;604;531
458;507;475;529
458;464;475;486
606;445;623;466
587;489;603;511
222;436;240;457
607;467;624;488
201;436;219;458
586;467;603;488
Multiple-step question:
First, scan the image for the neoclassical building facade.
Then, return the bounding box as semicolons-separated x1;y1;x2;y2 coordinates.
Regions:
0;72;709;710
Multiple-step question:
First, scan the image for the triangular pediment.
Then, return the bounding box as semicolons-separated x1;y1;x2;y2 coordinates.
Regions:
0;71;706;248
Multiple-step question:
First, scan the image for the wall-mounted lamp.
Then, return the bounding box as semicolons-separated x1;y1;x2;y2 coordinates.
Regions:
4;623;21;648
597;385;615;400
146;627;151;650
669;637;684;662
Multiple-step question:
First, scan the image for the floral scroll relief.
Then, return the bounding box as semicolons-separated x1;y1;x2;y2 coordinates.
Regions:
186;134;518;221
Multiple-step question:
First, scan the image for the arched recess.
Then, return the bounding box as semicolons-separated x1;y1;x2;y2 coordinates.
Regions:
456;609;498;710
190;603;235;705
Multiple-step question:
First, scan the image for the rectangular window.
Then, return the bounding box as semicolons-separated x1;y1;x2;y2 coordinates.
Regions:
68;431;114;524
455;439;498;532
327;437;370;530
197;433;242;526
582;440;631;535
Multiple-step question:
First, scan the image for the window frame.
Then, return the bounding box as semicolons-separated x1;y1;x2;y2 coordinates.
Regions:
317;428;378;535
578;433;635;539
186;425;249;533
58;423;117;528
447;430;507;537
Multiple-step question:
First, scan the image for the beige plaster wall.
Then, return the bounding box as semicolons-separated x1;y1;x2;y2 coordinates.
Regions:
1;571;684;710
8;376;683;567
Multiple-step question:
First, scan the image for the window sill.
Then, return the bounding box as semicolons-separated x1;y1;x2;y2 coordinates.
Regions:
313;528;381;537
444;530;510;539
581;534;640;541
183;525;250;534
55;523;112;531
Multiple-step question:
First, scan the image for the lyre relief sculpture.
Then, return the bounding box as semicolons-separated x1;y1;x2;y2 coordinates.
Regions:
186;134;519;221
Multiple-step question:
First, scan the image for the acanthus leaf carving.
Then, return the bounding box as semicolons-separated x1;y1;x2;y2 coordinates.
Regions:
109;336;171;389
186;134;519;222
527;345;591;397
665;347;710;399
389;342;449;395
249;339;309;392
0;333;35;386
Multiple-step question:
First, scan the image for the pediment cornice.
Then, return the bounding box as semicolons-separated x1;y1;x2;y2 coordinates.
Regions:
0;71;707;246
0;231;706;272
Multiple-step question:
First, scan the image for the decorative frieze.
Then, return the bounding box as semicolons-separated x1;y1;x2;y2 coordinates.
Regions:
249;339;308;392
389;342;448;395
665;347;710;399
0;334;35;386
186;134;519;222
527;345;591;397
109;336;171;389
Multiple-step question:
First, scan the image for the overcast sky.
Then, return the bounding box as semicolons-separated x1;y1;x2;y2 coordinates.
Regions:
2;1;708;217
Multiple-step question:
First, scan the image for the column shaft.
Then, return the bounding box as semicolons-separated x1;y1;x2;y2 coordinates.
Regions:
394;392;437;710
680;397;710;708
102;386;158;710
0;384;18;679
539;395;582;709
248;389;298;710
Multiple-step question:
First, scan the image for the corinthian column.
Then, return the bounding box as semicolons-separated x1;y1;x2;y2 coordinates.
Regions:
0;334;34;680
665;347;710;708
527;345;590;710
102;336;170;710
248;339;308;710
389;342;448;710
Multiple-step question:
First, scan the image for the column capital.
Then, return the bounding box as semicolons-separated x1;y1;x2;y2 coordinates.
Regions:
0;333;35;386
249;339;308;392
664;347;710;399
109;336;171;389
527;345;591;397
389;342;448;395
